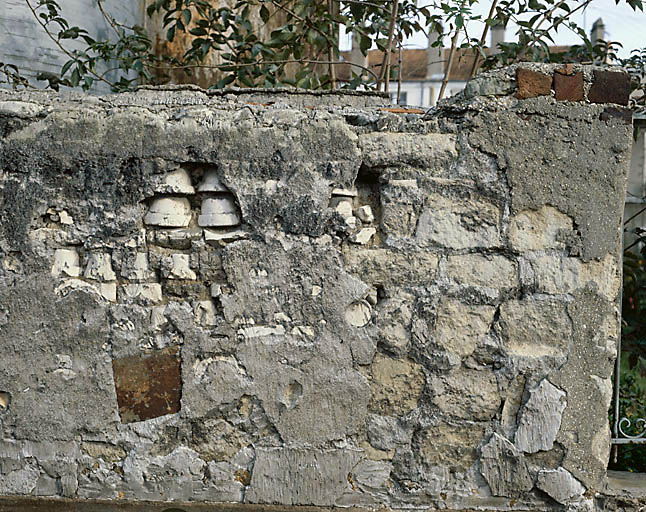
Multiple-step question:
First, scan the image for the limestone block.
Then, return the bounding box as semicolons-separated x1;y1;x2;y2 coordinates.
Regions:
429;367;500;421
153;168;195;194
343;248;439;288
508;206;573;251
515;379;567;453
84;253;116;282
245;448;362;506
498;300;571;358
120;283;163;305
369;353;425;416
163;253;197;280
367;415;409;450
51;249;80;277
419;423;487;473
445;254;518;290
479;433;533;497
434;300;496;357
198;197;241;227
529;253;620;299
356;205;374;223
351;460;392;489
358;133;458;168
198;170;229;192
350;227;376;245
375;295;413;357
536;468;585;504
144;197;191;227
416;194;502;249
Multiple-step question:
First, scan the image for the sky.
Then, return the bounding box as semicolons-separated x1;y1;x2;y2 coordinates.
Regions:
340;0;646;59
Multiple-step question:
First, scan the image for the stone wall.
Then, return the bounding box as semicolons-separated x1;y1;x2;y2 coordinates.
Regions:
0;64;633;511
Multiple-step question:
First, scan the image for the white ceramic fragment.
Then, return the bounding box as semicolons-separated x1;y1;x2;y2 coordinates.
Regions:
165;254;196;280
121;252;150;280
204;228;246;242
198;169;229;192
356;205;374;223
84;253;116;282
345;300;372;327
334;199;353;219
350;227;376;245
51;248;80;277
144;197;191;227
194;300;217;326
153;168;195;194
120;283;163;304
198;197;240;227
331;187;357;197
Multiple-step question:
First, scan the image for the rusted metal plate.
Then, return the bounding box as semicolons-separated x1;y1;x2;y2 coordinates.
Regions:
112;346;181;423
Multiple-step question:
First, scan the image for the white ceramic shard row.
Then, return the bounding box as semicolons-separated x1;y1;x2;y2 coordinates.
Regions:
84;253;117;282
51;248;81;277
198;197;241;227
356;205;375;223
144;197;192;227
350;227;376;245
165;254;197;280
55;279;116;302
194;300;217;326
120;283;163;304
153;168;195;194
198;169;229;192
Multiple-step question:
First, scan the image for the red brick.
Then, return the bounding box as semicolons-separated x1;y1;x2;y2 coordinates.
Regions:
112;346;181;423
516;69;552;99
588;70;631;105
554;72;584;102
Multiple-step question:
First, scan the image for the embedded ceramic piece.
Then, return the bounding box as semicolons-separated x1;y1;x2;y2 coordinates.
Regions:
198;170;228;192
194;300;217;326
356;205;375;223
333;198;353;218
198;197;241;227
121;253;150;280
350;227;376;245
164;253;197;280
153;168;195;194
51;248;80;277
84;253;116;282
144;197;191;227
331;187;357;197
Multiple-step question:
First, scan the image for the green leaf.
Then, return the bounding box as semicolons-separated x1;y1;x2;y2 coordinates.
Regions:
260;4;270;23
182;8;192;24
167;25;176;41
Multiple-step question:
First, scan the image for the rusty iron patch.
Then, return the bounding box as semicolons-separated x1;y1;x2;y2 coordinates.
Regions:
112;346;181;423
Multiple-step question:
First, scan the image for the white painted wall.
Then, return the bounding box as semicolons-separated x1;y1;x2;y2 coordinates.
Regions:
625;118;646;250
0;0;143;93
390;80;467;107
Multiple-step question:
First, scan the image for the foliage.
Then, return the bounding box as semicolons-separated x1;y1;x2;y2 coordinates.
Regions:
2;0;644;100
609;221;646;472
